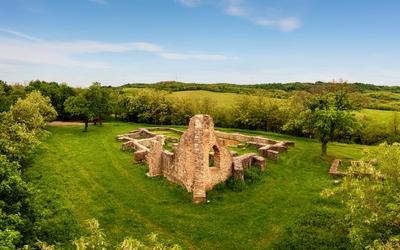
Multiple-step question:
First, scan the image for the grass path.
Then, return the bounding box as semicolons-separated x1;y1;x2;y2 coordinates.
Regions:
25;122;372;249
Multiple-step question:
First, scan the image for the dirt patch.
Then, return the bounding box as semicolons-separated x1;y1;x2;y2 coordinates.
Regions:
47;121;84;126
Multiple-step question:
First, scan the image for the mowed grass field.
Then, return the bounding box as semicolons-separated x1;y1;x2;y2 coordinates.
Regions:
25;122;372;249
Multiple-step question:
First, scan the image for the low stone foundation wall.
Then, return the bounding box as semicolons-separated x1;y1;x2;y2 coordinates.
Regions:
232;153;266;181
146;127;184;135
329;159;345;176
215;131;278;145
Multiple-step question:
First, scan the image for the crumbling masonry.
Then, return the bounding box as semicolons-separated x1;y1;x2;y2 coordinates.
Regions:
117;115;294;203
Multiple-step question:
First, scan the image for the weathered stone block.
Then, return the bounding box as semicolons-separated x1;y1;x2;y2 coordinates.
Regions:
253;155;266;171
121;140;135;151
329;159;345;176
134;150;148;162
266;150;279;161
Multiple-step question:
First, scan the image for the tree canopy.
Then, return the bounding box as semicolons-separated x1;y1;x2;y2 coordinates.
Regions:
65;82;112;131
285;85;359;155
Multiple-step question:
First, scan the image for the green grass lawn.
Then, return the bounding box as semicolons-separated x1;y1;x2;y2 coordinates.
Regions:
25;122;372;249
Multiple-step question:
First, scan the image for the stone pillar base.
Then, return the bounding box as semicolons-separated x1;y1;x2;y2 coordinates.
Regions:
193;196;206;204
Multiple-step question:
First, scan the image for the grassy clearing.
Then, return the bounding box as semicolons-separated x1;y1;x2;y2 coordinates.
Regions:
25;122;373;249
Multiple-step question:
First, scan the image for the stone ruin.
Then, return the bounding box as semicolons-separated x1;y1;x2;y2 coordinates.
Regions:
328;158;379;177
117;115;294;203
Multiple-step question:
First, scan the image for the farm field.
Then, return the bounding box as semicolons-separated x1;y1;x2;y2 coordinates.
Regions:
126;89;399;124
169;90;284;108
171;91;400;125
25;122;372;249
359;108;400;125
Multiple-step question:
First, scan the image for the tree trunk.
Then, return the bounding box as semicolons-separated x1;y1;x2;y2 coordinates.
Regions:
84;120;88;132
321;138;328;155
99;118;103;126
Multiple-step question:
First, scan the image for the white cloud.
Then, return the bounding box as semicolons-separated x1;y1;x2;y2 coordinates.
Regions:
0;29;232;69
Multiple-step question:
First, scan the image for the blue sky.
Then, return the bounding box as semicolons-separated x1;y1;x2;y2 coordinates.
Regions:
0;0;399;86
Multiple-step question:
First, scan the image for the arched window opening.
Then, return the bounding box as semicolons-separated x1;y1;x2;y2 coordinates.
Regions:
208;145;220;168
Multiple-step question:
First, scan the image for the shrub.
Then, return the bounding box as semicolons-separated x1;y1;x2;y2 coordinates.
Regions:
226;178;246;192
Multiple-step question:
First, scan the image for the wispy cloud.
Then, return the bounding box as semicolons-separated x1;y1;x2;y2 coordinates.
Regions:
0;28;42;41
88;0;108;5
0;29;232;69
177;0;301;32
176;0;201;7
254;17;301;32
160;52;228;61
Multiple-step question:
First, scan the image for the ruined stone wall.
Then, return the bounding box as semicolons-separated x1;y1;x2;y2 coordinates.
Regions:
158;115;233;203
116;114;297;203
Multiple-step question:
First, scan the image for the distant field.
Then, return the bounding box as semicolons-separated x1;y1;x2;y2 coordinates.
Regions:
170;90;243;107
26;122;371;249
124;88;283;108
170;91;399;124
364;91;400;110
170;90;284;108
124;89;399;124
359;109;399;125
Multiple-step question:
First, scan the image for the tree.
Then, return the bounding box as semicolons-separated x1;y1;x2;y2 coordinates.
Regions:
0;91;57;161
26;80;76;120
86;82;112;126
117;89;171;124
64;83;112;131
65;94;93;132
10;91;58;132
323;143;400;249
286;85;359;155
0;81;26;113
233;92;287;132
0;155;36;249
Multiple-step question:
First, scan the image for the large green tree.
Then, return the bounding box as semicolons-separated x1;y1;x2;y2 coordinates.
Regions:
0;91;57;161
26;80;76;120
285;85;359;155
65;82;112;131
